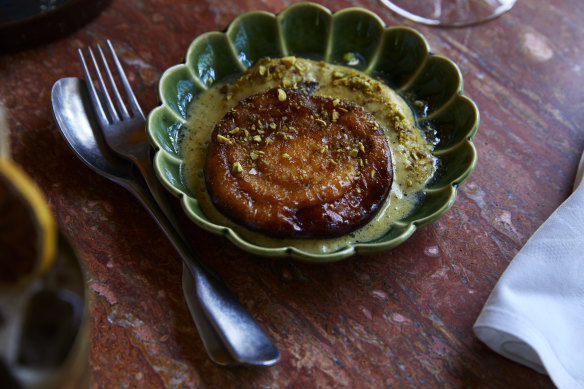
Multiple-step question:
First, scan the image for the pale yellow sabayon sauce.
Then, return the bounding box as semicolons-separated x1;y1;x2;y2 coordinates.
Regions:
181;57;436;253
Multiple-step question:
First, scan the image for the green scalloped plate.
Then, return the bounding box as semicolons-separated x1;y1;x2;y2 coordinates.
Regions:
147;2;479;262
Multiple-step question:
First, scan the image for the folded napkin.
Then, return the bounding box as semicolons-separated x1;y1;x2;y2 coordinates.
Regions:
474;150;584;389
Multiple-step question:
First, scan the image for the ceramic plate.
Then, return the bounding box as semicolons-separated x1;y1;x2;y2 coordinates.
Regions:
147;2;479;262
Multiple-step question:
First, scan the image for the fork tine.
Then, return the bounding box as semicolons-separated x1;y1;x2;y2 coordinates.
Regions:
78;48;110;126
97;44;130;121
87;46;119;123
106;40;145;120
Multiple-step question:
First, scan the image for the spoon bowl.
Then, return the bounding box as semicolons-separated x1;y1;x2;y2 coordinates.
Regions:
52;77;132;182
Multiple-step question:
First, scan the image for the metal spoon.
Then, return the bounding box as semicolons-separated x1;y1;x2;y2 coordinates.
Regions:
51;77;280;366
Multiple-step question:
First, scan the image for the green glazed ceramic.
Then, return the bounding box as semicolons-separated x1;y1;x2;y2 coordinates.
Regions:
147;2;479;262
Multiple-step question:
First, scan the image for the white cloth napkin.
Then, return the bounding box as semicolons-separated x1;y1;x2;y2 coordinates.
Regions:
474;150;584;389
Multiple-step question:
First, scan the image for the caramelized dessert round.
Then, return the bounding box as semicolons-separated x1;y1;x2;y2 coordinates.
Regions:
204;86;393;238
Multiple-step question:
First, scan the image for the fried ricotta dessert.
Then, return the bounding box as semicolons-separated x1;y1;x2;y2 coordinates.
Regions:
182;57;436;247
205;86;393;238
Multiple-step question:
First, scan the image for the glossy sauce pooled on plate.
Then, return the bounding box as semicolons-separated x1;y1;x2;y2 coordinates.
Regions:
181;57;436;250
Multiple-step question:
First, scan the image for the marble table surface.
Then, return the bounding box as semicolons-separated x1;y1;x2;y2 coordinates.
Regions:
1;0;583;387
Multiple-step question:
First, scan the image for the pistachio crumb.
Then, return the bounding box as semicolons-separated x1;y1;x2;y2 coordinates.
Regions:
232;161;243;174
281;56;296;66
269;122;277;129
342;52;357;64
349;149;359;157
371;169;376;178
259;65;266;76
229;127;240;134
282;153;290;159
253;135;262;142
315;118;326;126
331;110;340;122
277;88;287;101
330;159;337;165
217;134;233;145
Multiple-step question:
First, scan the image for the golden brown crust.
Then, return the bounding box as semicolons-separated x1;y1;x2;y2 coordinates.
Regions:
204;87;393;238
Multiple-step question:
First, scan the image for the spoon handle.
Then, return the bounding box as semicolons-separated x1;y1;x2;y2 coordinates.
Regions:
121;162;280;366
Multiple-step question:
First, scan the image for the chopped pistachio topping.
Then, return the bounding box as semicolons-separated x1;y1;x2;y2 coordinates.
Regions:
281;56;296;66
277;88;287;101
358;142;365;153
315;118;326;126
349;149;359;157
229;127;240;134
333;71;346;79
232;161;243;174
253;135;262;142
371;169;376;178
330;159;337;165
259;65;266;76
217;134;233;145
294;62;306;71
250;150;262;160
282;153;290;159
269;122;277;129
342;52;357;64
331;110;340;122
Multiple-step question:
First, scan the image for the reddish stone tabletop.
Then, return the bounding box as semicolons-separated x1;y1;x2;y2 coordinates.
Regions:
1;0;583;387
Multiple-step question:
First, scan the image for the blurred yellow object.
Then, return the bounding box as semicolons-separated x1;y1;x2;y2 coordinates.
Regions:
0;157;57;284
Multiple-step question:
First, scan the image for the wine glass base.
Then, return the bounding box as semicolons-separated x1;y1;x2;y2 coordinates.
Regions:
379;0;517;27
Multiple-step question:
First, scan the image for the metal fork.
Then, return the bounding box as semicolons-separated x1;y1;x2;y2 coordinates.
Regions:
78;41;280;366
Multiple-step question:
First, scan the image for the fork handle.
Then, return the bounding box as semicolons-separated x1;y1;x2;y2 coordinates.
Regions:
125;147;281;366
